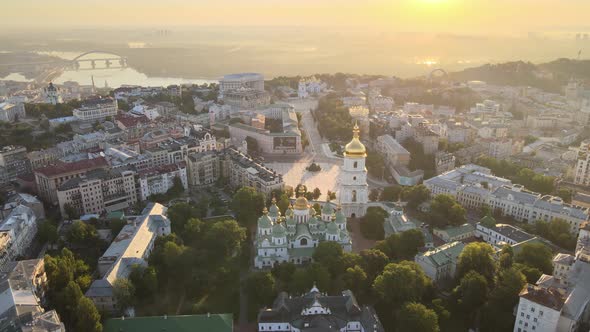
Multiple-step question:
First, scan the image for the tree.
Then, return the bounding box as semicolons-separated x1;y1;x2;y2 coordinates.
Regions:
369;189;380;202
498;244;514;270
167;202;201;233
360;249;389;280
428;194;466;227
373;261;431;307
312;187;322;200
75;297;102;332
129;265;158;303
380;186;402;201
245;136;259;154
342;265;368;298
289;263;331;294
515;242;553;274
243;271;276;310
166;176;185;197
396;302;440;332
277;194;291;215
401;185;430;209
63;203;79;220
360;206;388;240
313;241;344;276
454;271;488;314
456;242;496;283
376;229;425;261
37;221;59;244
113;278;135;311
66;220;98;245
482;267;527;332
203;219;247;259
514;263;543;284
271;262;297;289
232;187;266;227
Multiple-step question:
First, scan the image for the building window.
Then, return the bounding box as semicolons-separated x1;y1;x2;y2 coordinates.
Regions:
353;161;358;168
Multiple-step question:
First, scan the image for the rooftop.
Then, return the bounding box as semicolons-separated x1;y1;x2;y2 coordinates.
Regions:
104;314;233;332
34;157;109;177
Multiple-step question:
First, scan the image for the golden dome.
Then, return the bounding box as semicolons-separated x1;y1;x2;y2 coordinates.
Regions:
294;185;309;210
344;123;366;158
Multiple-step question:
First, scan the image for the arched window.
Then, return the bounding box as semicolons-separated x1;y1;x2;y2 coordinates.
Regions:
352;190;357;202
353;161;358;168
353;176;357;181
300;238;308;246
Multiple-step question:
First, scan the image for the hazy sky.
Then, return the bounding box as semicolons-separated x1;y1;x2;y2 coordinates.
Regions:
3;0;590;35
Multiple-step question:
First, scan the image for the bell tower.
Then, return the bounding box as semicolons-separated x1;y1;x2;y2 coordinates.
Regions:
339;123;368;217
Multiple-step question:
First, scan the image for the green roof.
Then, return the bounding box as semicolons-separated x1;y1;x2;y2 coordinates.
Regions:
106;211;125;220
420;241;465;267
435;223;474;239
104;314;233;332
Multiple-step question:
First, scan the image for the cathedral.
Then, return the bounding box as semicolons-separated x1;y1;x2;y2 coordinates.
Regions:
253;124;369;268
254;193;352;269
339;123;369;218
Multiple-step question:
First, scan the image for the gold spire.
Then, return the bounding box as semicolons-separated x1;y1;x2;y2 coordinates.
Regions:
344;122;366;158
294;185;310;210
262;207;268;214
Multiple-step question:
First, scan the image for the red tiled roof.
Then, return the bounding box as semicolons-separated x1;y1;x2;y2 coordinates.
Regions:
34;157;109;177
116;114;150;128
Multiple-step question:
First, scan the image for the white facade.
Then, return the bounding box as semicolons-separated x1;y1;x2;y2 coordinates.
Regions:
574;141;590;187
298;77;326;98
0;205;37;269
0;102;25;122
73;97;118;123
138;162;188;200
339;125;368;218
415;241;465;282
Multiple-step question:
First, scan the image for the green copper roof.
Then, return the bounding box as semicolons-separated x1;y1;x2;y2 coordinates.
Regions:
269;204;280;217
104;314;233;332
272;223;287;237
322;203;334;214
335;209;346;224
286;217;296;226
309;216;319;224
258;214;272;228
318;222;327;231
326;221;339;235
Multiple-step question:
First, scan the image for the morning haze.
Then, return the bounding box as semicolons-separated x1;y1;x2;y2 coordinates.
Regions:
1;1;590;332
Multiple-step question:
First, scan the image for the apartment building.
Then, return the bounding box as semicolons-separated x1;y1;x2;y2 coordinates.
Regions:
0;205;37;269
187;150;221;188
573;140;590;187
0;145;31;183
34;157;110;205
224;148;284;195
138;162;188;200
56;168;137;217
72;96;118;123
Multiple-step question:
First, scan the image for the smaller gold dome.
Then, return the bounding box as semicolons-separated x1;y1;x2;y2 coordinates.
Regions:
294;185;309;210
344;123;366;158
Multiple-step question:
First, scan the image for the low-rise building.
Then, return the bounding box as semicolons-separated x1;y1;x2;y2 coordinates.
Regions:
475;215;534;248
56;168;137;217
104;314;233;332
258;286;384;332
433;223;475;242
415;241;465;282
86;203;171;312
222;87;270;109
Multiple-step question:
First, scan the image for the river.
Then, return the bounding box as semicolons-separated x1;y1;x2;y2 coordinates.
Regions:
1;51;217;87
